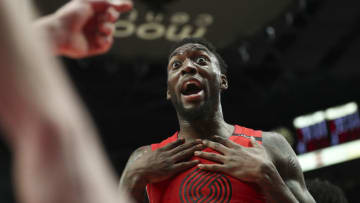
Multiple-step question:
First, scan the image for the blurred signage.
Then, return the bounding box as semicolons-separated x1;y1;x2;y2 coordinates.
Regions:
298;139;360;172
114;10;213;41
294;102;360;154
108;0;294;61
34;0;295;61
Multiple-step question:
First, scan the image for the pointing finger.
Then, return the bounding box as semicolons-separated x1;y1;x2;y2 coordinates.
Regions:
99;22;115;35
106;0;133;12
85;0;133;13
106;7;120;22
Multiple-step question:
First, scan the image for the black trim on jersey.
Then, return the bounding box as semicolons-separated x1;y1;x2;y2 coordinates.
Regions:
176;132;262;142
232;133;262;141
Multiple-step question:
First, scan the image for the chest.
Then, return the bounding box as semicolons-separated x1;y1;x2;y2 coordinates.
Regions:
147;151;266;203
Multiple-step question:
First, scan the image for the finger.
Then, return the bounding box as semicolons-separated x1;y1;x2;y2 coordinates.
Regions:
212;135;238;148
106;0;133;12
172;143;204;161
172;160;199;173
99;22;115;35
96;34;112;48
202;139;229;154
87;34;112;56
197;163;227;173
87;0;133;13
194;151;225;163
106;7;120;22
170;139;203;155
161;138;185;151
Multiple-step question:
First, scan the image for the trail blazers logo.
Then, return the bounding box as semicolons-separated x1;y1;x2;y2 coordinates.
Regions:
179;168;232;203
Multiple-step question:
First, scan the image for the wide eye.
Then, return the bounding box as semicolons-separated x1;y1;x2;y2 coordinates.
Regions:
171;60;182;69
195;56;208;65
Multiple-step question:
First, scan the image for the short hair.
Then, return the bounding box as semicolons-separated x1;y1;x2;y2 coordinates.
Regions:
169;38;228;76
306;179;348;203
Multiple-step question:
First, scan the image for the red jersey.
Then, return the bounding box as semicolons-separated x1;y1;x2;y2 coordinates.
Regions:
146;125;266;203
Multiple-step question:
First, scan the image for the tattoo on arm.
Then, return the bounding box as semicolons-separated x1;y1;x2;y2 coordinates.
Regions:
264;132;315;203
119;146;151;203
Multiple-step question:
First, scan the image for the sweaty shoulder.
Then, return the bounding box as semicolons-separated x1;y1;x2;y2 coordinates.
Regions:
262;132;295;161
127;145;152;163
262;131;306;188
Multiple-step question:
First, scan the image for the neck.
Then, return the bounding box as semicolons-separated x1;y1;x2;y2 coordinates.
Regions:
177;104;234;141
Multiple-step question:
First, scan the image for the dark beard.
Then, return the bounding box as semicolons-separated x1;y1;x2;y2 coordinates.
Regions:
171;95;217;122
176;102;212;121
170;83;221;122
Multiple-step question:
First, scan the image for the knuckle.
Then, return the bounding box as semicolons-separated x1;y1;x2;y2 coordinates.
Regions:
186;148;196;155
229;150;236;156
192;144;202;151
233;145;241;150
178;151;187;157
186;141;198;148
158;152;168;160
215;136;224;142
162;159;172;166
182;142;191;149
227;157;236;163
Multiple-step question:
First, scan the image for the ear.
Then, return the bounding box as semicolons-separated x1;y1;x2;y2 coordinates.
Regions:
220;74;228;91
166;89;171;100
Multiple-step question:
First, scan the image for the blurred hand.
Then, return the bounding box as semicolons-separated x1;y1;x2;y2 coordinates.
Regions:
37;0;133;58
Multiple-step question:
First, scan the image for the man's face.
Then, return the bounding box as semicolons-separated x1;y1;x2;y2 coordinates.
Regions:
166;43;228;120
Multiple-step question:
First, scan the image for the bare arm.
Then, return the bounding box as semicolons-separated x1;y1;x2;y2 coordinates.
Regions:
0;1;132;203
119;139;204;203
194;133;315;203
261;132;316;203
119;146;151;203
33;0;132;58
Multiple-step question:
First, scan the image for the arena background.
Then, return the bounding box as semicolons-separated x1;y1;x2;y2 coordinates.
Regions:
1;0;360;202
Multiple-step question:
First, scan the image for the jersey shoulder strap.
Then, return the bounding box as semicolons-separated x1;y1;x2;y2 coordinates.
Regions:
151;125;262;150
151;132;178;151
230;124;263;147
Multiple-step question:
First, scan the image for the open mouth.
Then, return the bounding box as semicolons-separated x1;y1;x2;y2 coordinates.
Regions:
181;83;202;95
180;80;203;100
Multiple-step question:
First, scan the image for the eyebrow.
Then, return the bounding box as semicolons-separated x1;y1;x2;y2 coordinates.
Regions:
168;47;210;60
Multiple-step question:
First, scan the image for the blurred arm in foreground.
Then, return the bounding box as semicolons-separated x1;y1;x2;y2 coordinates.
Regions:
0;0;133;203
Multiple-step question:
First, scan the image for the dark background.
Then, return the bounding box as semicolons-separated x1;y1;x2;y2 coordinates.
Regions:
1;0;360;202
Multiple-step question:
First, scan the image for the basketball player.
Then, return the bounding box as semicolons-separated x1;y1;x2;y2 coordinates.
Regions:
0;0;134;203
119;38;316;203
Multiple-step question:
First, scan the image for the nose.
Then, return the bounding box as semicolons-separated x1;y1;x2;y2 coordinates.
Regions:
181;59;197;75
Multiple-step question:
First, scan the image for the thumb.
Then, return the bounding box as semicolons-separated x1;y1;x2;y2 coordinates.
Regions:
249;136;260;147
107;0;133;12
86;0;133;12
